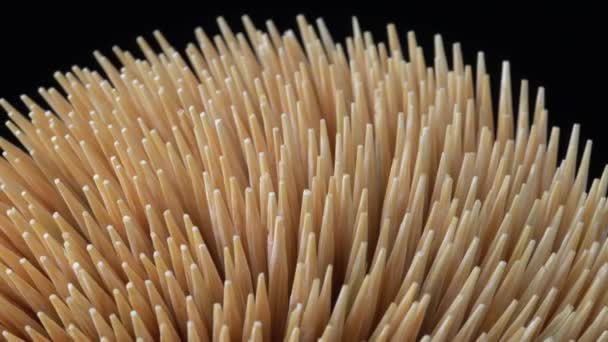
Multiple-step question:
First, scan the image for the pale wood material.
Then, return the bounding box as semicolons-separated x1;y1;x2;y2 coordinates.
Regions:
0;15;607;341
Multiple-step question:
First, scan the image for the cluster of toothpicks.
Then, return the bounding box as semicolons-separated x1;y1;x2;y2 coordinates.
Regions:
0;14;607;342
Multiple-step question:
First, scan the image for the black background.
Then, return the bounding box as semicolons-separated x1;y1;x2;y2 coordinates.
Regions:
0;5;605;179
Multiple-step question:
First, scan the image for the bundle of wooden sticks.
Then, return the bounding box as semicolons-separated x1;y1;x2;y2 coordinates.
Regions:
0;15;606;341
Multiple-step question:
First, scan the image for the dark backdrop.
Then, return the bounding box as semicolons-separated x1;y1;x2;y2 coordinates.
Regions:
0;4;604;179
